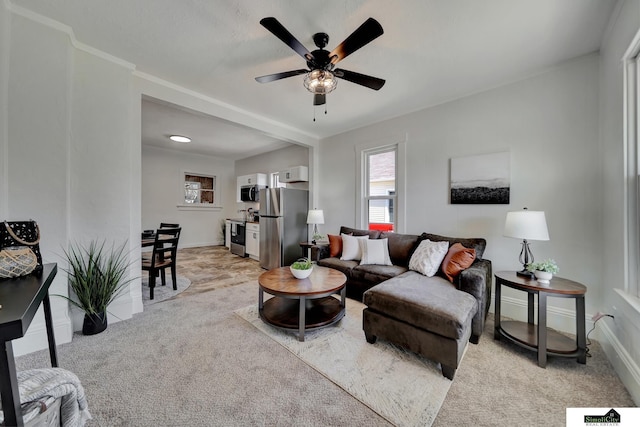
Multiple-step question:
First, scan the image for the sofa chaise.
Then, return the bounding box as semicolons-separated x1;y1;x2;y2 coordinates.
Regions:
316;226;492;379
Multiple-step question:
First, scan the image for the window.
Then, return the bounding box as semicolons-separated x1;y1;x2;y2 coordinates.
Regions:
181;172;216;207
624;37;640;298
355;139;405;233
365;148;396;231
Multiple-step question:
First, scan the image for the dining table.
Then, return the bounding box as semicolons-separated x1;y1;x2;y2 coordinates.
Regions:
141;233;174;248
141;236;155;247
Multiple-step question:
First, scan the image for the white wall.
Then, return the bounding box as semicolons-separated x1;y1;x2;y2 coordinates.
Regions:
5;11;74;353
142;145;236;247
235;143;309;178
2;8;140;352
320;53;602;332
1;1;8;218
599;0;640;404
68;48;138;330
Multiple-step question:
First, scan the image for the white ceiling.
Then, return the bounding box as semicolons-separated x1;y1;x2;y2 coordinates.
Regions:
141;97;291;159
12;0;617;157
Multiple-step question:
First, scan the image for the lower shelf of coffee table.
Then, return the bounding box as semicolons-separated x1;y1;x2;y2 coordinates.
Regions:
499;320;577;354
260;296;344;330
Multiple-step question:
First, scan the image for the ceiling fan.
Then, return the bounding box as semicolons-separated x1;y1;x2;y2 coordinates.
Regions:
255;17;386;107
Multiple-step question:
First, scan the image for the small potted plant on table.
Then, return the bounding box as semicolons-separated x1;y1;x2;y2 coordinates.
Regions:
290;257;313;279
526;258;559;284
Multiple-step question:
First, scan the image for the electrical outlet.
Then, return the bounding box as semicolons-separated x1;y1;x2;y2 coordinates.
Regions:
592;311;605;321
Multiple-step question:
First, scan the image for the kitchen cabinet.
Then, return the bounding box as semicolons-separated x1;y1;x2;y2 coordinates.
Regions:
246;222;260;260
225;220;231;249
237;173;267;202
279;166;308;183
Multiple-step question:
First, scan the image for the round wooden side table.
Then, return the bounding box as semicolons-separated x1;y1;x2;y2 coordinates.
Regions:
494;270;587;368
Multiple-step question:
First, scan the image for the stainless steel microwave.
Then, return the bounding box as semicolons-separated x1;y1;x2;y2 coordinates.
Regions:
240;185;265;202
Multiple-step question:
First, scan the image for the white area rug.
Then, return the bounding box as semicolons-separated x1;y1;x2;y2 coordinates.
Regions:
141;274;191;305
235;298;453;427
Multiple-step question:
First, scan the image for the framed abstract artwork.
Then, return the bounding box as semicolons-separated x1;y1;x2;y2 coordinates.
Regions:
450;151;510;204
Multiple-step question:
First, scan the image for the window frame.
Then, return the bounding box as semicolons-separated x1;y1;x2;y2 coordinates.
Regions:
623;33;640;300
177;170;222;210
355;137;406;233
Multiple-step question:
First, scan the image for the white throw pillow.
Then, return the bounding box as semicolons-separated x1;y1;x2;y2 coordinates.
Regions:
340;234;369;261
408;239;449;277
359;238;392;266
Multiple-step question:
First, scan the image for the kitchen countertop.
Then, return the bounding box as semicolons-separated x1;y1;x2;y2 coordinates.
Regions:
226;218;260;224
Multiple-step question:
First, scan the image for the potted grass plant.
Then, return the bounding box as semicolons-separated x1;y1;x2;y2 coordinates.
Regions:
59;240;133;335
290;257;313;279
526;258;559;284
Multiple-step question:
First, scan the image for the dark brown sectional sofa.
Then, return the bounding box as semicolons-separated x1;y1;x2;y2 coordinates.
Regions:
317;226;492;341
316;226;492;379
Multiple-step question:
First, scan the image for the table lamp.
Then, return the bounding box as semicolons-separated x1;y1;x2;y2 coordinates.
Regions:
307;209;324;244
503;207;549;277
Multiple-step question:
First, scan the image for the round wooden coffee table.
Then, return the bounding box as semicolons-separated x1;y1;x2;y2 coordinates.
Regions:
258;265;347;341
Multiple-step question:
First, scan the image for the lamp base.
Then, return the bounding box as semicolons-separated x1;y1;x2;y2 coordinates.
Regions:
516;269;534;278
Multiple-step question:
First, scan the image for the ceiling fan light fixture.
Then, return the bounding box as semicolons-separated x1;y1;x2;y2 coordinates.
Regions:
304;70;337;94
169;135;191;143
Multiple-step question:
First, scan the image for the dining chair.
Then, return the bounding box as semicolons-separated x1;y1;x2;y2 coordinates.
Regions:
141;227;181;299
159;222;179;228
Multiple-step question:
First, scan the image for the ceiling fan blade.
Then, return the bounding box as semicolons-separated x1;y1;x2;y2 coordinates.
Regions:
255;69;308;83
329;18;383;65
313;93;326;106
260;17;314;62
334;69;385;90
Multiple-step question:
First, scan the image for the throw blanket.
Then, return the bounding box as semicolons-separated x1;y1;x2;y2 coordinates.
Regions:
0;368;91;426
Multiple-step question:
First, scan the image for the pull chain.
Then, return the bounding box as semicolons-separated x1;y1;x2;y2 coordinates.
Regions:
312;101;328;122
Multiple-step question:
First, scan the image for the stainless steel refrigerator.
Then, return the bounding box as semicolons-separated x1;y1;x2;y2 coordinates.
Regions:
259;188;309;270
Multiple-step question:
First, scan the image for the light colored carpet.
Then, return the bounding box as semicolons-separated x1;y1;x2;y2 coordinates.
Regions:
235;299;452;427
141;274;191;305
16;281;390;426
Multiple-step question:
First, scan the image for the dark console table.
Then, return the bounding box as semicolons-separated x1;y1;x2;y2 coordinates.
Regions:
494;270;586;368
0;263;58;426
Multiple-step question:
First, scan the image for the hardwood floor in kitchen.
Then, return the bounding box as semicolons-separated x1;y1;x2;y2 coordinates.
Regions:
174;245;264;299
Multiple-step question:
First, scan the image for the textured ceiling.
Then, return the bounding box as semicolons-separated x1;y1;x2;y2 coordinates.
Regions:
11;0;617;156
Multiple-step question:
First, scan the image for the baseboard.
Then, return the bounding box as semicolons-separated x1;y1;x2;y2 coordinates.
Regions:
599;321;640;405
12;318;73;358
499;296;585;333
179;240;223;248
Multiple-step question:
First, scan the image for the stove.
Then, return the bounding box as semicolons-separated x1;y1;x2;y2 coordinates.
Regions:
229;219;246;257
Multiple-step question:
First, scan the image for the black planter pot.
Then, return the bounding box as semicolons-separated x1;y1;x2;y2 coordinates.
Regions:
82;312;107;335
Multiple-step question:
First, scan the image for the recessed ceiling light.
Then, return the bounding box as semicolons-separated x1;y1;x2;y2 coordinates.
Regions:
169;135;191;143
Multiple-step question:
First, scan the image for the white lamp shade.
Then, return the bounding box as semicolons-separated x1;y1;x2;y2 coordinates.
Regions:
504;210;549;241
307;209;325;225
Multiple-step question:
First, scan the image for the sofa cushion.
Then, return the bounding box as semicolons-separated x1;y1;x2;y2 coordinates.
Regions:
352;263;408;284
340;226;381;240
408;239;449;277
328;234;347;258
340;234;369;261
421;233;486;259
359;238;392;266
316;257;359;276
441;243;477;282
363;271;478;340
379;232;421;266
